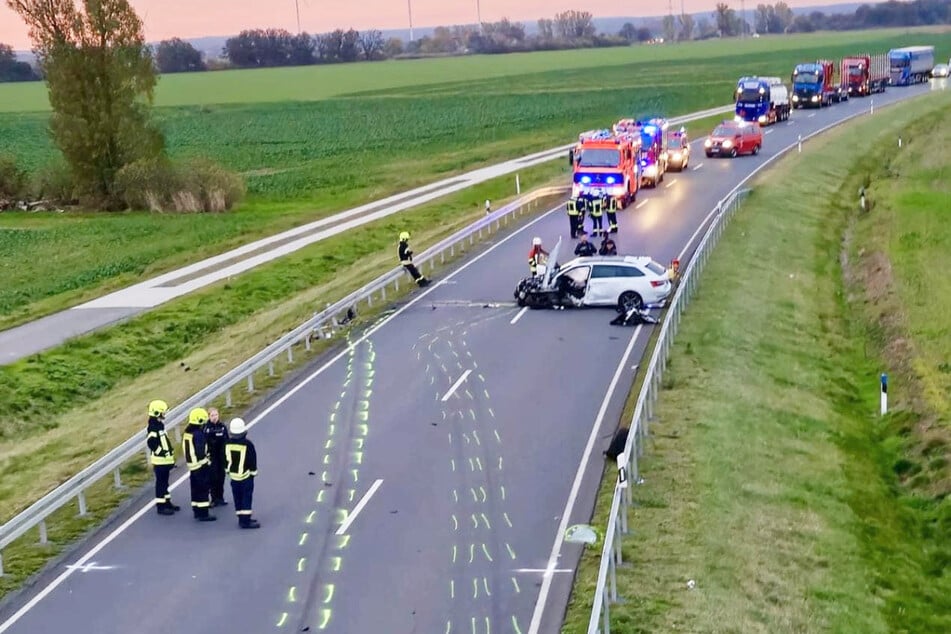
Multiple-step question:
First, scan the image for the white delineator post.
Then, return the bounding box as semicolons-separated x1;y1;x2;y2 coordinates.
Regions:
516;174;521;195
870;98;874;114
880;373;888;415
798;134;802;153
485;199;491;214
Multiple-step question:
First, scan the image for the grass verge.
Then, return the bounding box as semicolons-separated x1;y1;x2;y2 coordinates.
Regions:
0;163;567;600
560;88;951;633
2;29;949;328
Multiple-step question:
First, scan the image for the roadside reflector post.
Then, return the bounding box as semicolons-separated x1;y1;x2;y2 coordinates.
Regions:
880;373;888;415
485;199;491;214
516;174;521;195
859;187;867;211
898;136;902;148
870;98;874;114
798;134;802;153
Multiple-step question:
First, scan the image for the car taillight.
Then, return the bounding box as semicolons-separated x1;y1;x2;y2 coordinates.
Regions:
650;280;665;287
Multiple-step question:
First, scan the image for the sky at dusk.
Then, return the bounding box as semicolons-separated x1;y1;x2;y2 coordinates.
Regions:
1;0;871;50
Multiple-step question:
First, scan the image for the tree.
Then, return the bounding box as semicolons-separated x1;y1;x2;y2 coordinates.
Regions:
536;18;555;41
618;22;637;42
679;13;695;40
155;38;204;73
359;29;384;60
663;14;676;41
383;37;404;58
554;10;596;40
715;2;738;36
0;43;38;81
636;26;654;42
7;0;164;206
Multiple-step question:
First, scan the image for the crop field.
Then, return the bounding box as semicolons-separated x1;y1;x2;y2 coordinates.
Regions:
0;28;949;331
561;90;951;633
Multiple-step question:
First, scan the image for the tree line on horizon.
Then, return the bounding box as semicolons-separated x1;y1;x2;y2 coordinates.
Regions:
3;0;951;82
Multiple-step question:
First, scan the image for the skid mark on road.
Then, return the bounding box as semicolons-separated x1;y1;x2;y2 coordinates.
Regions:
273;333;377;631
419;326;524;634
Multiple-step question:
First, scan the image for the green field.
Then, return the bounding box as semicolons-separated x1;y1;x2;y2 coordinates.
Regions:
561;89;951;632
0;29;949;331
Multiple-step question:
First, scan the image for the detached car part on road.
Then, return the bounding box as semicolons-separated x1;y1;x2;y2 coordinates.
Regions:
514;238;672;313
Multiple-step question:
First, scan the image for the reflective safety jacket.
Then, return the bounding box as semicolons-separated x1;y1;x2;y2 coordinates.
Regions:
225;437;258;482
567;200;580;216
182;423;211;471
146;416;175;466
398;241;413;264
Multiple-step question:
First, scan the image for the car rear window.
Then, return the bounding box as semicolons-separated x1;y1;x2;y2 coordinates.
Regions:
645;261;667;276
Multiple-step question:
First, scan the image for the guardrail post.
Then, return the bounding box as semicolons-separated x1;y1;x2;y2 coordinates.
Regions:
39;520;48;544
78;491;87;517
114;467;123;489
440;250;446;265
614;518;624;568
267;361;275;377
609;539;619;603
287;347;294;364
0;551;4;576
380;286;386;302
225;388;233;407
247;374;255;393
602;584;612;634
173;426;182;443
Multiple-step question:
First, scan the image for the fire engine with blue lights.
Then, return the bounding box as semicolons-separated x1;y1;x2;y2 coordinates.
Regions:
570;129;641;209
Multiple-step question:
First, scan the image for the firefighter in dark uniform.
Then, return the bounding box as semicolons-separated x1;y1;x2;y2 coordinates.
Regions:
146;399;180;516
203;407;229;507
577;194;588;228
398;231;430;287
226;418;260;529
589;197;604;237
605;196;619;234
182;407;216;522
566;198;581;238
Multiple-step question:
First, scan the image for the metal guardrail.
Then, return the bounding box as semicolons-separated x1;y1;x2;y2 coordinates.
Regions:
584;93;894;634
0;185;568;575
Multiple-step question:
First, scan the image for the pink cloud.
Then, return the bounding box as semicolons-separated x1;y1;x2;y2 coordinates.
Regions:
1;0;877;51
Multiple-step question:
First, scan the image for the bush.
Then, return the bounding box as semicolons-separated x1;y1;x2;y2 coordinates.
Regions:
114;156;245;213
0;155;27;200
31;159;78;204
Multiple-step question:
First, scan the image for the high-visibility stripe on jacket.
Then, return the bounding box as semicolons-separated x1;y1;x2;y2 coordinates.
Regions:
146;416;175;466
567;200;580;216
226;437;258;482
182;424;210;471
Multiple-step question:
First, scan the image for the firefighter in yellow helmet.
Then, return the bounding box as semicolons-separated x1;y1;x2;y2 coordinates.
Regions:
146;399;180;516
182;407;216;521
398;231;430;287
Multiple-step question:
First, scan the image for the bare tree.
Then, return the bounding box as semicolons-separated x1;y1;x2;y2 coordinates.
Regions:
359;29;384;60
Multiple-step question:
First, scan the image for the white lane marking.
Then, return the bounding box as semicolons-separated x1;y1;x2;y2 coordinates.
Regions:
64;562;115;573
808;113;816;118
526;324;644;634
635;199;648;209
510;306;528;325
692;163;703;171
765;129;774;135
514;568;574;573
664;178;678;189
0;201;568;634
336;479;384;535
441;370;472;402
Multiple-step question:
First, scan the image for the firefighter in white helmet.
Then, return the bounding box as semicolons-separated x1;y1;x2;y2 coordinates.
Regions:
528;237;549;277
225;418;260;529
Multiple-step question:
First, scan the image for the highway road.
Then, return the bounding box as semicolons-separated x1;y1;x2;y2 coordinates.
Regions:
0;83;938;634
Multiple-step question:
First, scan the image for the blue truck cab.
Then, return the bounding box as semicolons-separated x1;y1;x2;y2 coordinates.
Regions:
888;46;935;86
734;76;791;125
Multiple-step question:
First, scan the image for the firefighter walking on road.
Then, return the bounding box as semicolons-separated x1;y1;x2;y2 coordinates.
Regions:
182;408;216;522
605;196;619;234
203;407;229;507
226;418;260;529
398;231;430;287
146;399;180;516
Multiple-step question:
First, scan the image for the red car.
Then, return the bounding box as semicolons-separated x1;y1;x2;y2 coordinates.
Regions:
704;120;763;158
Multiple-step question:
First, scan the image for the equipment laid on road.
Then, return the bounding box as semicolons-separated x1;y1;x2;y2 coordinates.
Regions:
610;304;661;326
734;76;791;125
841;54;889;97
888;45;935;86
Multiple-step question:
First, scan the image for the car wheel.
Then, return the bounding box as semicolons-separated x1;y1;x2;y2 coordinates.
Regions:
752;144;760;156
617;291;643;313
730;147;738;158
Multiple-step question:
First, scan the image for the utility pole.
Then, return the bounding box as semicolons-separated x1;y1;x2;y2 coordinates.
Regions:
740;0;746;38
667;0;673;41
408;0;414;41
477;0;483;33
293;0;301;34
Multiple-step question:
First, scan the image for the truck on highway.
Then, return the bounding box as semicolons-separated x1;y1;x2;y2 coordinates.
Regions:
571;129;641;208
888;46;935;86
841;54;889;97
734;76;791;125
791;60;838;108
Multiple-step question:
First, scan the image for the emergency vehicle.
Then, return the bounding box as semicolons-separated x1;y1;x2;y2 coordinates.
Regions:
666;127;690;171
615;118;669;187
571;129;641;208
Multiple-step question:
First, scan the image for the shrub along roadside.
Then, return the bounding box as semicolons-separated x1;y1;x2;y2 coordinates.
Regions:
560;89;951;633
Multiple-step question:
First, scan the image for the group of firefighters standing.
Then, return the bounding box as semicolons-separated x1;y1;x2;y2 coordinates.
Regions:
566;193;620;240
146;399;260;529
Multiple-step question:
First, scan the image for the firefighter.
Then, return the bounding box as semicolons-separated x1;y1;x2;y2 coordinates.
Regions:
589;197;604;237
528;237;549;277
182;407;216;522
203;407;229;507
226;418;260;529
566;198;581;238
398;231;430;287
574;231;597;257
605;196;619;234
577;193;588;226
146;399;180;516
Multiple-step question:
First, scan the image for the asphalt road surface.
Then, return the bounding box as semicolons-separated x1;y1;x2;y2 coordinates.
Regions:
0;83;939;634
